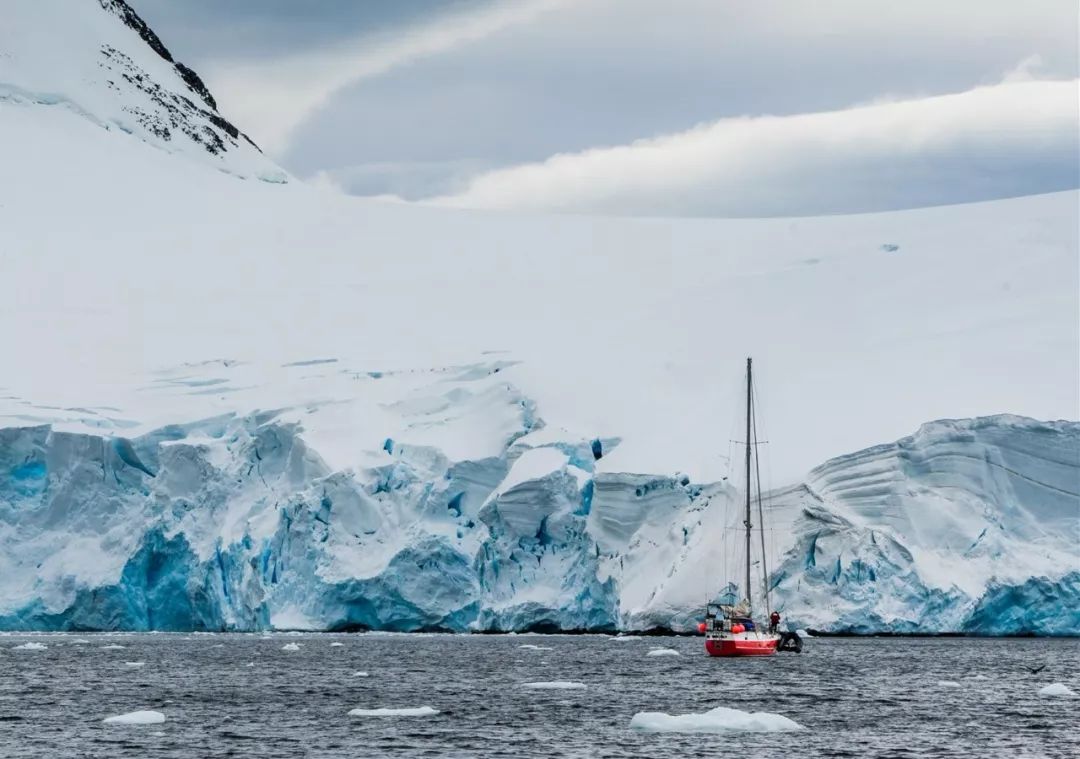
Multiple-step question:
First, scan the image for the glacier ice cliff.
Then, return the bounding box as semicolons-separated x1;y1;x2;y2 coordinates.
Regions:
0;366;1076;635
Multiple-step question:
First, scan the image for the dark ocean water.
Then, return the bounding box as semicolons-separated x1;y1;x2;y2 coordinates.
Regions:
1;633;1077;758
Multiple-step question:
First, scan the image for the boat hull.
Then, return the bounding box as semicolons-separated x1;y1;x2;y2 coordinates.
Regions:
705;636;779;657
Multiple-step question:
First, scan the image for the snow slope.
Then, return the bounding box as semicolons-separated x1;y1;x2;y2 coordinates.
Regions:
0;0;282;181
0;1;1076;633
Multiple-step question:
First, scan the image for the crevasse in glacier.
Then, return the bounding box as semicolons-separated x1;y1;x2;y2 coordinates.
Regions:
0;369;1076;634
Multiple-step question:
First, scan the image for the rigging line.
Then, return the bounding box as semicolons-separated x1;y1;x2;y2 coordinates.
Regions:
750;371;781;603
752;377;771;617
743;358;752;610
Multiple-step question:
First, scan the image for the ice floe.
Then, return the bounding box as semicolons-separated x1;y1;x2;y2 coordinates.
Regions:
348;706;439;717
13;642;47;650
630;706;804;733
521;681;587;690
330;642;345;647
1038;683;1076;698
103;710;166;725
101;644;126;650
353;671;370;677
609;636;641;642
281;643;301;651
937;680;961;688
71;639;90;645
518;644;553;651
647;648;680;657
124;661;146;668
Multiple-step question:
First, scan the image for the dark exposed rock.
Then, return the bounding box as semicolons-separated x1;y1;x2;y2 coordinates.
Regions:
98;0;173;63
174;61;217;111
95;3;263;157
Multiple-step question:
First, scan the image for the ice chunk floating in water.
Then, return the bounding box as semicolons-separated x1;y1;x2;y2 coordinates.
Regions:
521;681;587;690
353;671;369;677
281;643;301;651
13;642;47;650
348;706;439;717
937;681;961;688
103;710;165;725
1038;683;1076;698
330;642;345;647
647;648;680;657
518;644;553;651
630;706;804;733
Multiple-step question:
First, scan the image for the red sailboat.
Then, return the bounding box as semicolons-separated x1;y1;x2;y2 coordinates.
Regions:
701;358;797;657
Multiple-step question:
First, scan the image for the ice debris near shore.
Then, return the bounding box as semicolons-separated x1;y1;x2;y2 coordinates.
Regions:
630;706;804;733
348;706;439;717
521;681;587;690
103;710;165;725
1038;683;1076;698
13;642;47;650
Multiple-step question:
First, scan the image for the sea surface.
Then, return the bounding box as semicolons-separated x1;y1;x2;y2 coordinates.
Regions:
1;633;1077;758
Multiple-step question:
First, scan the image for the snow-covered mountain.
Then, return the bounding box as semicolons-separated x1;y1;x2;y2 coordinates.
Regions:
0;0;283;181
0;1;1076;634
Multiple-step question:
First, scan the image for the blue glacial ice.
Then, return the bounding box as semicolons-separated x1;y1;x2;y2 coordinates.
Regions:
0;387;1076;634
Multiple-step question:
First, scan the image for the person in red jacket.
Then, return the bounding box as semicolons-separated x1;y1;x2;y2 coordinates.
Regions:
769;610;781;633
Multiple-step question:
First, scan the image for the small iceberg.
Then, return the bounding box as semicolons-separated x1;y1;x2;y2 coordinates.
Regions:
124;662;146;668
71;639;91;645
521;681;587;690
795;629;813;638
518;644;553;651
348;706;439;717
609;636;641;642
937;681;961;688
1038;683;1076;698
353;671;370;677
281;643;301;652
630;706;804;733
103;710;165;725
330;642;345;647
102;644;126;650
13;642;47;650
647;648;680;657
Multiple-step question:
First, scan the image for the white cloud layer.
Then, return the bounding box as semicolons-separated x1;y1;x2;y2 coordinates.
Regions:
430;78;1079;217
206;0;570;153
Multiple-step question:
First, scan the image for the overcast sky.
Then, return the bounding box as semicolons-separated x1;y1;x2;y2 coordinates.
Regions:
136;0;1079;217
